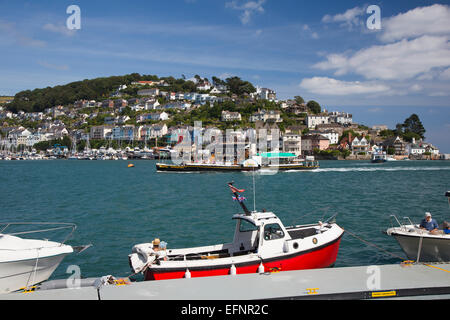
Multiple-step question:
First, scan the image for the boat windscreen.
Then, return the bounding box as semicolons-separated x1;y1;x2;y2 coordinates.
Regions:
239;219;258;232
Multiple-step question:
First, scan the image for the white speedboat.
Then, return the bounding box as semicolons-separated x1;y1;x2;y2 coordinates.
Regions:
0;223;87;294
385;191;450;262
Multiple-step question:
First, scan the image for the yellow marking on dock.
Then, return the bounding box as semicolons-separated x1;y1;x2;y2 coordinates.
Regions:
371;290;397;298
306;288;319;295
424;264;450;275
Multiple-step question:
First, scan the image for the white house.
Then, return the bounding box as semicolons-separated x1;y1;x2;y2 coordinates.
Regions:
252;86;276;101
351;136;370;154
306;115;330;129
329;111;353;125
196;81;212;91
250;109;282;123
221;110;242;122
145;100;160;110
141;124;168;139
407;143;426;155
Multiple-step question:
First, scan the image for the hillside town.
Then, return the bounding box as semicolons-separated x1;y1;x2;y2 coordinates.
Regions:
0;76;446;161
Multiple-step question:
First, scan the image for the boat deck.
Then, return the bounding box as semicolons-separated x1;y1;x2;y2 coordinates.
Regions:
3;262;450;300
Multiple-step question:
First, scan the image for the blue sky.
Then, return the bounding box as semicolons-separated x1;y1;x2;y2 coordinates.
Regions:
1;0;450;151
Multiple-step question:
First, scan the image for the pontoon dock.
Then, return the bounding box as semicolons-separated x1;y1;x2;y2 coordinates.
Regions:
2;263;450;300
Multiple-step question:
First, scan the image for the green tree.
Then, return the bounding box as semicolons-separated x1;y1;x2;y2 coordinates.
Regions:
306;100;321;114
403;114;426;140
294;96;305;104
225;77;256;96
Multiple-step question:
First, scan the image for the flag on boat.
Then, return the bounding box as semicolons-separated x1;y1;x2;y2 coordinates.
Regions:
228;184;245;194
233;196;247;202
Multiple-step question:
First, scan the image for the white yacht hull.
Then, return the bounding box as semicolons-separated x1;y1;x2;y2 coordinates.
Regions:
0;252;71;294
386;226;450;262
0;233;74;294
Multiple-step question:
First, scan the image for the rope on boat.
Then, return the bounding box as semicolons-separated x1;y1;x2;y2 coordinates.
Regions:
344;228;406;261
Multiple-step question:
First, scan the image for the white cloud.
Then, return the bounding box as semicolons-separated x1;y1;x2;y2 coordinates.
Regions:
42;23;76;37
322;6;365;29
226;0;265;25
301;24;319;39
299;77;390;96
314;35;450;81
380;4;450;43
37;60;69;71
0;19;46;47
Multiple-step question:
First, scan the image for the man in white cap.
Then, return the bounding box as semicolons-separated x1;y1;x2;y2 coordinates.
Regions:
419;212;439;234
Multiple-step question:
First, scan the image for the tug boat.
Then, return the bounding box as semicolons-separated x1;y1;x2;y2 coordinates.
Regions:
129;183;344;281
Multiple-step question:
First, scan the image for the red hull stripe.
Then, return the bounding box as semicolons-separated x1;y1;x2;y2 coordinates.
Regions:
145;236;342;281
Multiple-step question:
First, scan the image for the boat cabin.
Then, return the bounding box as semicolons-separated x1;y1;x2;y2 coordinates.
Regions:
232;211;288;257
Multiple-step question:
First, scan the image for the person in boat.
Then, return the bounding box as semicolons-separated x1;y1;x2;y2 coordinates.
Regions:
419;212;439;235
152;238;168;260
152;238;162;251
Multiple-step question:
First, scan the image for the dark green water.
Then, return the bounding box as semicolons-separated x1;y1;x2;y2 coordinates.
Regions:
1;160;449;280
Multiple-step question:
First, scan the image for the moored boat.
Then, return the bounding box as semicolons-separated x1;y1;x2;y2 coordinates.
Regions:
129;183;344;281
0;222;90;294
385;191;450;262
371;149;387;163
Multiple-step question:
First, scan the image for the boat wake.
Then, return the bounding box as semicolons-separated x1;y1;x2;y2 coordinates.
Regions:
310;166;450;173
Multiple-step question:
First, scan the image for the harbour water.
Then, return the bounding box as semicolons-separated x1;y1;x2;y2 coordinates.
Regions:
1;160;449;281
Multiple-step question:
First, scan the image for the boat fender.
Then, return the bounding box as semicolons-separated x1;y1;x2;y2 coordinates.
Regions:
258;263;265;273
230;264;237;275
184;269;191;279
283;241;290;253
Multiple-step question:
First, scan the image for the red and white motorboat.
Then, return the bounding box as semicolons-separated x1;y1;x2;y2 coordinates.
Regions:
129;183;344;281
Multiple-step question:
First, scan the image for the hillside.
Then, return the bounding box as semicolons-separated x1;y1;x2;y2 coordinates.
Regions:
6;74;256;114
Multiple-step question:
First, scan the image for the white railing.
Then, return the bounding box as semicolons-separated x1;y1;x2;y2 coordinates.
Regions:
0;222;77;245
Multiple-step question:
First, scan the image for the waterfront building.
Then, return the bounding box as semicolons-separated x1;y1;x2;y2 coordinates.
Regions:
351;136;370;154
140;124;168;140
310;130;339;145
383;136;407;156
283;133;302;156
301;134;330;156
90;126;113;140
